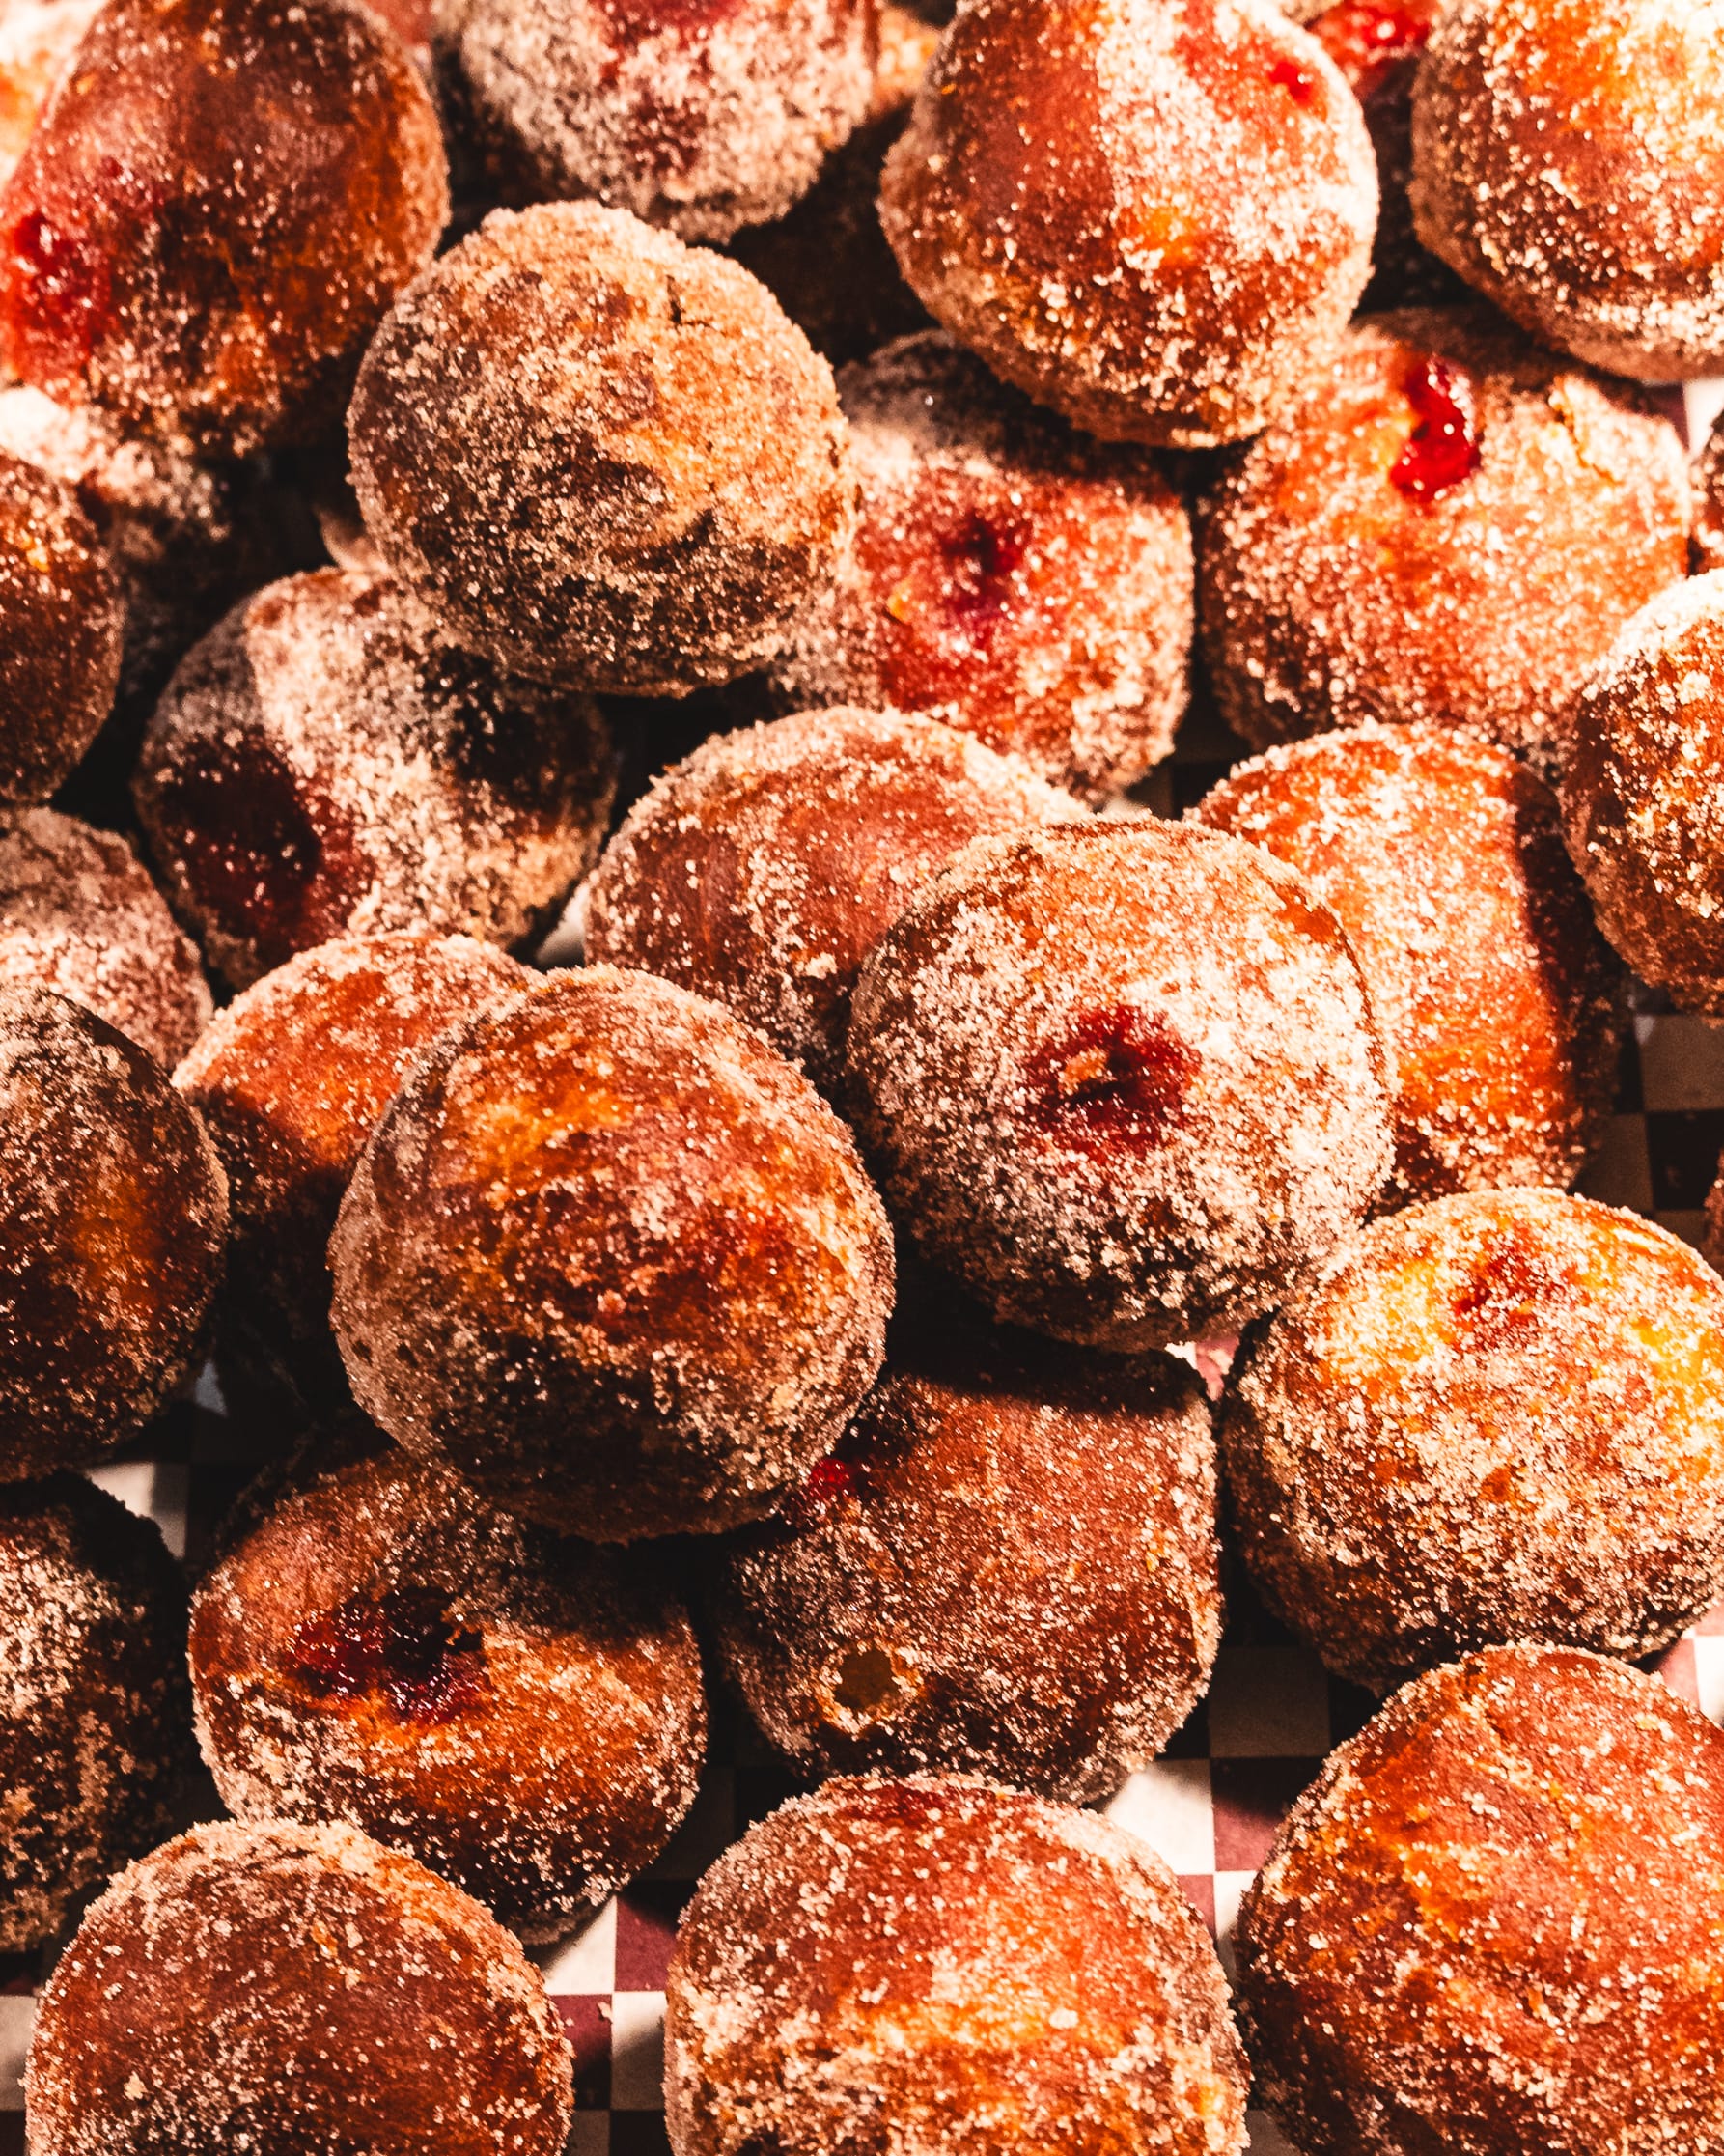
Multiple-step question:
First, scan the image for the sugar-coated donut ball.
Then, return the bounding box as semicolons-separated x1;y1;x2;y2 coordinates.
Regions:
0;1475;190;1954
585;706;1075;1093
709;1324;1220;1801
1222;1190;1724;1689
770;333;1195;801
878;0;1378;449
1193;724;1621;1202
174;934;530;1424
330;966;894;1541
0;0;449;458
435;0;876;241
1238;1645;1724;2155
133;570;616;989
1196;308;1691;759
0;987;227;1481
1560;573;1724;1011
349;203;857;695
0;808;211;1067
0;447;120;802
1410;0;1724;381
190;1447;707;1941
846;819;1392;1350
665;1774;1249;2156
25;1817;575;2156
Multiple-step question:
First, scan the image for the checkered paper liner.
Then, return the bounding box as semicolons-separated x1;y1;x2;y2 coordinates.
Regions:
4;378;1724;2156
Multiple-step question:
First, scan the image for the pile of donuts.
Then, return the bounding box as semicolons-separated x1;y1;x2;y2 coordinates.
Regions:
6;0;1724;2148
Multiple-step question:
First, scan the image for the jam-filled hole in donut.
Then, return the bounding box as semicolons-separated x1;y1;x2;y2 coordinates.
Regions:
1391;356;1482;503
288;1586;491;1724
1027;1005;1200;1155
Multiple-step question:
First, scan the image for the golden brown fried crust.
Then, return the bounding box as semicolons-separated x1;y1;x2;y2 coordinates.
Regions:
1238;1645;1724;2155
330;965;895;1541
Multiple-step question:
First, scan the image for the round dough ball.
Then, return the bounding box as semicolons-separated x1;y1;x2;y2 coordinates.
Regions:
1238;1644;1724;2155
25;1817;574;2156
1410;0;1724;381
1221;1189;1724;1688
846;819;1392;1349
0;807;211;1067
348;202;857;694
190;1446;707;1941
585;705;1075;1092
1193;722;1621;1201
878;0;1377;448
666;1774;1249;2156
709;1323;1220;1801
1195;308;1691;759
0;1474;190;1954
330;965;895;1540
1559;571;1724;1010
769;332;1195;801
0;446;120;802
0;986;227;1480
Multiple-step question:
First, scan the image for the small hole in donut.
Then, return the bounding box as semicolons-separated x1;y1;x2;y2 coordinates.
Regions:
832;1646;904;1721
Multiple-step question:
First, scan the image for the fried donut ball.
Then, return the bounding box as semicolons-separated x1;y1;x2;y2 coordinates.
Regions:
1694;409;1724;574
434;0;875;242
1222;1190;1724;1690
0;1475;190;1954
26;1818;575;2156
1410;0;1724;381
1238;1645;1724;2155
1193;724;1621;1202
0;0;101;190
586;706;1074;1093
349;202;857;695
709;1325;1220;1801
0;809;210;1067
191;1447;707;1941
1560;573;1724;1011
878;0;1377;449
1196;308;1691;759
846;819;1392;1350
0;447;121;802
0;987;227;1481
175;934;530;1423
666;1774;1249;2156
770;334;1194;801
133;570;616;990
726;3;936;365
330;966;894;1541
0;0;449;458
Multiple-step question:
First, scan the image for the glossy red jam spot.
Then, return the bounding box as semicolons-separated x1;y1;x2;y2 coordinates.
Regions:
1270;57;1318;105
1391;357;1482;504
799;1454;865;1517
1312;0;1435;96
936;505;1030;643
1027;1005;1200;1155
4;209;111;376
288;1586;490;1723
1453;1232;1576;1350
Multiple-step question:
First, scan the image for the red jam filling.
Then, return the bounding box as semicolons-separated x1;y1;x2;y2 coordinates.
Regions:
288;1586;490;1723
1027;1005;1200;1155
1390;357;1482;503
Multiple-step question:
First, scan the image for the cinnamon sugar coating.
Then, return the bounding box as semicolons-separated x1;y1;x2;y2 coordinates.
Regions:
134;570;616;990
0;987;227;1481
709;1326;1220;1802
0;0;449;459
770;335;1195;802
0;447;120;802
0;1475;190;1955
1194;724;1621;1203
175;933;530;1424
190;1447;707;1941
665;1774;1249;2156
330;966;895;1541
1222;1190;1724;1689
1559;573;1724;1012
0;809;211;1068
348;203;857;694
1196;308;1690;759
585;706;1075;1093
1238;1645;1724;2154
845;820;1392;1350
878;0;1377;450
25;1817;575;2156
434;0;876;242
1410;0;1724;381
